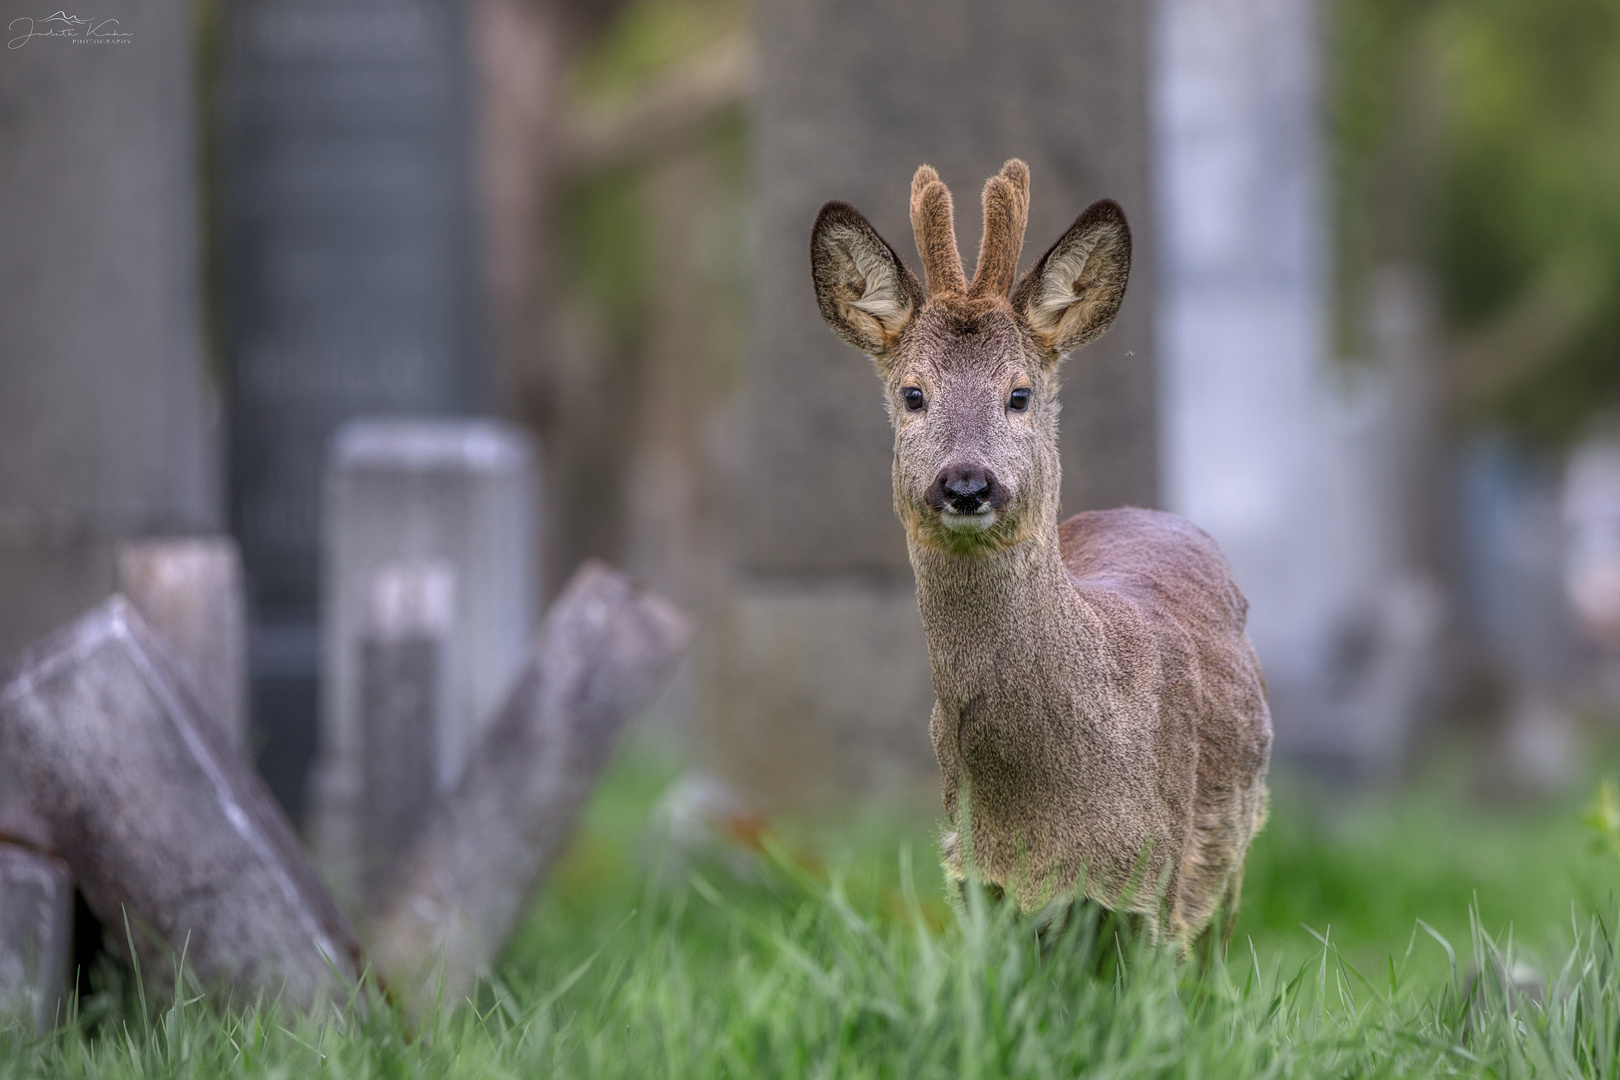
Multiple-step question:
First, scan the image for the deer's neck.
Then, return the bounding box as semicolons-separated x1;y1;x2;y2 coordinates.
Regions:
908;523;1083;708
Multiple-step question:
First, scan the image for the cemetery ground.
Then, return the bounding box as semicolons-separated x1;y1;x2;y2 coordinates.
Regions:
10;739;1620;1077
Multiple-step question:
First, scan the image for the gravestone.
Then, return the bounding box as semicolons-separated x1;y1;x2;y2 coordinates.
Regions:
706;0;1159;807
0;0;219;667
369;562;691;1012
314;419;536;903
358;563;454;904
222;0;484;817
0;598;360;1009
0;845;71;1034
116;537;250;754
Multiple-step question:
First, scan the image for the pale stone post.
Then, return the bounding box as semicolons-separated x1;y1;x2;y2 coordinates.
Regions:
1153;0;1437;777
116;537;250;754
707;0;1158;807
314;419;537;903
358;563;455;904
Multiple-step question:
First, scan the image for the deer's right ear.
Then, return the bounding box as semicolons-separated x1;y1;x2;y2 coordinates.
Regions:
811;201;925;362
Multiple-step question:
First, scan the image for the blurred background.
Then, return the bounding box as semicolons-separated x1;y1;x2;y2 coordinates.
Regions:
6;0;1620;836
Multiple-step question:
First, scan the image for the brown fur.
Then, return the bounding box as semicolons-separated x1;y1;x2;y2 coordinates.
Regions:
809;164;1272;944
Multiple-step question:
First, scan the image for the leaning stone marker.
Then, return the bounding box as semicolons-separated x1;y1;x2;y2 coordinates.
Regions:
0;845;71;1033
315;418;537;904
116;537;250;755
0;598;360;1010
709;0;1159;808
369;562;690;1010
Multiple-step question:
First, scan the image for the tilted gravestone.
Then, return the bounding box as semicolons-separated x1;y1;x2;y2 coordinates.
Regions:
0;0;219;668
116;537;250;755
314;419;537;903
707;0;1159;807
0;599;360;1010
369;562;690;1011
222;0;483;817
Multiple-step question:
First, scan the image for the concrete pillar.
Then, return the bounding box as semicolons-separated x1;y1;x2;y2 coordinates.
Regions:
708;0;1159;808
358;563;454;904
314;419;537;903
1153;0;1439;778
0;0;219;666
116;537;250;754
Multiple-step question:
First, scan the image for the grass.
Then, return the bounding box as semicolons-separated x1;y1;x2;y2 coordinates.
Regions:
9;741;1620;1077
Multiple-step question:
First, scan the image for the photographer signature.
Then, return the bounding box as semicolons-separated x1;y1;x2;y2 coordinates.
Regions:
8;11;132;48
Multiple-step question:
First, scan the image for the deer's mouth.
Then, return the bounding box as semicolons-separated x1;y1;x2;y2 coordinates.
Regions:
939;505;997;533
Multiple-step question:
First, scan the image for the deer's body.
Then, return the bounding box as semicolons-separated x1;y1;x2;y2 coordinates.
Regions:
810;161;1271;943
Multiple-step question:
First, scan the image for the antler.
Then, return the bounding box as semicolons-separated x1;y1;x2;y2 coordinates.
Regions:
910;165;967;297
969;159;1030;299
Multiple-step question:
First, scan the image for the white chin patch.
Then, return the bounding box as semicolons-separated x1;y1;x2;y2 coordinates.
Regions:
940;507;996;533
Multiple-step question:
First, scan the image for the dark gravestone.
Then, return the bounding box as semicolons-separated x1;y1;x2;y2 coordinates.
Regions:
706;0;1159;807
222;0;484;817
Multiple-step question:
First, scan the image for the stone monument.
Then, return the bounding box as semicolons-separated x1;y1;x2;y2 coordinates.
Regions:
706;0;1159;807
222;0;484;816
314;418;537;903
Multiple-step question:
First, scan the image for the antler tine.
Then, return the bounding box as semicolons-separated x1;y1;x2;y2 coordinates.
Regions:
910;165;967;297
969;158;1030;299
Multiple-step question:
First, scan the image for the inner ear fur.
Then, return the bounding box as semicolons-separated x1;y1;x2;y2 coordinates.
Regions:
1011;199;1131;360
811;201;925;358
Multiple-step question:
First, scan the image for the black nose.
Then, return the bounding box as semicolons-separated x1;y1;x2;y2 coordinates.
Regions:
928;463;998;513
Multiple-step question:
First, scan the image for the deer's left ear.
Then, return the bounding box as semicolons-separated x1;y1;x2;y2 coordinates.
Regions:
1011;199;1131;361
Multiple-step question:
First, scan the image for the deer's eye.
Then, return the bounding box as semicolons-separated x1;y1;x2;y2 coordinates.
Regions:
902;387;926;411
1008;387;1032;412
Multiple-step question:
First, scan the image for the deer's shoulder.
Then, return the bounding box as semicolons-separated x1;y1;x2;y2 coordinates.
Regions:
1057;507;1249;633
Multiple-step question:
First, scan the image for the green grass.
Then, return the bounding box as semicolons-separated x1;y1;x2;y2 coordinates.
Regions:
10;745;1620;1077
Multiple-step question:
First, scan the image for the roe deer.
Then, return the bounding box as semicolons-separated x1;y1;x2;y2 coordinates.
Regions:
809;160;1271;943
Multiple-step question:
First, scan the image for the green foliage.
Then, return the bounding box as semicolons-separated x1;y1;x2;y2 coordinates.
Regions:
1332;0;1620;443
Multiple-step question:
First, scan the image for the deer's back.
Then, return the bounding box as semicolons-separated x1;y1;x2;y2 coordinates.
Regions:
1058;506;1270;806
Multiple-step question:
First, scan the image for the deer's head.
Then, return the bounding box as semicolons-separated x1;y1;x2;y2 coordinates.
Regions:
810;160;1130;556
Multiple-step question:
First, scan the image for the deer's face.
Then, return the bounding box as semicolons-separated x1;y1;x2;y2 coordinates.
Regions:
880;306;1059;553
810;161;1131;556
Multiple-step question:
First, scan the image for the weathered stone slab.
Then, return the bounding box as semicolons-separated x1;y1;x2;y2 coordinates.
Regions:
0;845;71;1033
369;562;690;1008
0;598;360;1010
359;564;455;904
0;0;220;667
117;537;249;754
314;418;537;903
